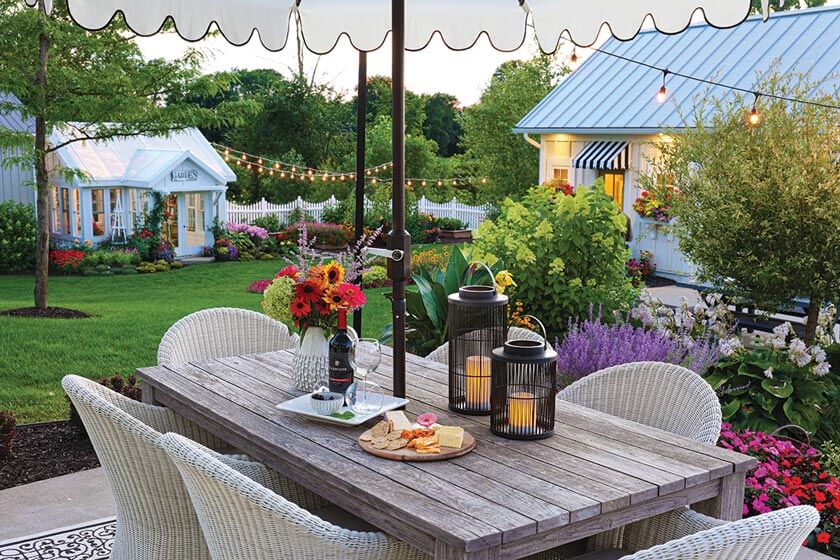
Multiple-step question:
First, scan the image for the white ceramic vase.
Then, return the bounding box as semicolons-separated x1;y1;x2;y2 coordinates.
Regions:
292;327;330;391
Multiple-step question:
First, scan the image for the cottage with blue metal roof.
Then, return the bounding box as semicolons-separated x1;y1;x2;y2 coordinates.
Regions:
0;94;235;256
515;5;840;280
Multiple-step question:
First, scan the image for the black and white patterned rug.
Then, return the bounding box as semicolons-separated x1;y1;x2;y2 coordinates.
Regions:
0;518;115;559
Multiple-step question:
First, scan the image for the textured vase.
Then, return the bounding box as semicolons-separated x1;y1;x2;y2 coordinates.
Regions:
293;327;330;391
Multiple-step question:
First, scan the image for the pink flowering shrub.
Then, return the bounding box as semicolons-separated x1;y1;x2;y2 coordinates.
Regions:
719;424;840;554
247;280;273;294
226;221;269;241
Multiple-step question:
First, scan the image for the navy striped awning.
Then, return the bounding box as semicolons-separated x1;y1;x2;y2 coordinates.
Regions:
572;141;629;170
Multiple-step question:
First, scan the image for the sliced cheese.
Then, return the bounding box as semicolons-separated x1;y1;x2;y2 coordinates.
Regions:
384;410;412;432
435;426;464;449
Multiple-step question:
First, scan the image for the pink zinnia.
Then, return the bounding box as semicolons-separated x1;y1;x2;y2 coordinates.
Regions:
338;284;366;309
275;265;301;281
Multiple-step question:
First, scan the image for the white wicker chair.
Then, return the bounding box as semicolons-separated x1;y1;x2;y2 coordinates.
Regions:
426;327;545;365
559;506;819;560
556;361;722;445
63;375;328;560
161;432;431;560
157;307;299;365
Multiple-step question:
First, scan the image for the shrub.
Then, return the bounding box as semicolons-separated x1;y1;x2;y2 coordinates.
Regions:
0;201;36;274
227;221;269;242
170;261;183;270
706;322;835;438
49;249;86;274
0;410;16;460
719;424;840;555
320;204;346;225
136;261;157;274
626;251;656;287
475;182;636;334
247;279;273;294
436;217;467;231
286;222;352;248
260;253;275;261
362;265;388;289
69;375;142;430
250;215;282;234
239;252;256;261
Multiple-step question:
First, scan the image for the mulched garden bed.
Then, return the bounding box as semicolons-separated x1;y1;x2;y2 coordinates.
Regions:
1;306;91;319
644;276;677;288
0;421;99;490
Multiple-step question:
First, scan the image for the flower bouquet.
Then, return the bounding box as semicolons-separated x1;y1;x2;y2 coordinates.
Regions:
263;262;367;390
633;185;677;222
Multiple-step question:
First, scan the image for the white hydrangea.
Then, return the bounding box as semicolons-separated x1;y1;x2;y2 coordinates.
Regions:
811;346;827;364
764;367;774;379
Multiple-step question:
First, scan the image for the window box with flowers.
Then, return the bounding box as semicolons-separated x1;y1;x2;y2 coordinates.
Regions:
633;185;677;224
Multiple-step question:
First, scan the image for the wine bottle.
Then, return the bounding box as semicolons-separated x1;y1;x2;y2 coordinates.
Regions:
328;308;354;394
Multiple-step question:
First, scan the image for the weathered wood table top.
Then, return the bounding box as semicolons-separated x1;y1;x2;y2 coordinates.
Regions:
138;347;755;560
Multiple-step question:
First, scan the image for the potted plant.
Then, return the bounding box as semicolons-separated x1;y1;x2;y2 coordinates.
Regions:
436;217;471;244
0;410;16;460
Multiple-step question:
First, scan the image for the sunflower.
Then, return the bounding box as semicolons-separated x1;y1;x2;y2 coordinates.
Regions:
323;262;345;285
322;285;348;311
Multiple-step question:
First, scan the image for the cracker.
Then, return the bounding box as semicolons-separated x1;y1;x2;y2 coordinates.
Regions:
371;436;389;450
371;421;390;438
387;438;409;451
359;431;373;442
386;431;403;441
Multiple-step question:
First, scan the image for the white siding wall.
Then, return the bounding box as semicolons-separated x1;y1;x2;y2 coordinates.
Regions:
539;133;695;281
0;149;34;206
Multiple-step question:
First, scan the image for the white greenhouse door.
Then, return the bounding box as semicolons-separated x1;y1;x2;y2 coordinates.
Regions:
180;192;208;256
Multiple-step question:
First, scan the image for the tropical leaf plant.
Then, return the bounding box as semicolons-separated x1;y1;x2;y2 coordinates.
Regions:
385;246;503;356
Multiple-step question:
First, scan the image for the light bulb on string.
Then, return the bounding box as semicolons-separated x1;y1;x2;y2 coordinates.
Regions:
657;69;669;103
570;48;578;65
481;177;487;184
246;163;252;170
452;180;458;186
421;180;427;187
340;175;345;181
242;154;247;161
281;172;286;178
257;158;263;165
437;180;443;186
269;170;274;176
274;163;280;169
749;92;761;126
407;180;412;186
371;177;378;185
235;159;241;166
292;166;297;173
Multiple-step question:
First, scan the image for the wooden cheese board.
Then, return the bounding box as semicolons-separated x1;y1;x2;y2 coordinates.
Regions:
358;428;476;462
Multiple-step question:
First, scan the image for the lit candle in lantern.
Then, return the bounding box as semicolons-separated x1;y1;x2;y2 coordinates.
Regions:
508;391;536;434
465;355;491;409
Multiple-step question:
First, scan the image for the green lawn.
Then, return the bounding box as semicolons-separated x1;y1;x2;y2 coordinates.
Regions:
0;261;392;424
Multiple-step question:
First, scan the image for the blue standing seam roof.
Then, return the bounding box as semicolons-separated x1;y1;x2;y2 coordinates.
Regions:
514;6;840;134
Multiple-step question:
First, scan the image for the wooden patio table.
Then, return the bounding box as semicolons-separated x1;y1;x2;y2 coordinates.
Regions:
138;347;755;560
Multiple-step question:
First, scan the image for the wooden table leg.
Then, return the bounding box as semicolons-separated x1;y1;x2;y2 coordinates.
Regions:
434;541;500;559
693;471;746;521
141;380;160;405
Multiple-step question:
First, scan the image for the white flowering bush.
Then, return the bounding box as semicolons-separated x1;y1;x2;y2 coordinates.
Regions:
705;317;836;439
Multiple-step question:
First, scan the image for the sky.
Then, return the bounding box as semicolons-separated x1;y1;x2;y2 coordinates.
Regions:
137;2;839;106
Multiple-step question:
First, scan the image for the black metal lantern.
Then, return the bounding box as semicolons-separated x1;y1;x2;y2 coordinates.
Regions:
448;264;508;415
491;317;557;440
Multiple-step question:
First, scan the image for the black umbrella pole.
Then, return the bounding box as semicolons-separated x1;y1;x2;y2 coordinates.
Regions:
353;51;367;336
390;0;409;399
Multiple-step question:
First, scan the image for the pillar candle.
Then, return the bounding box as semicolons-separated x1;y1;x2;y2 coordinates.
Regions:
465;355;491;409
508;391;536;434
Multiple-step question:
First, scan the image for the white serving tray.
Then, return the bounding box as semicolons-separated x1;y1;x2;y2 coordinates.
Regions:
275;394;409;426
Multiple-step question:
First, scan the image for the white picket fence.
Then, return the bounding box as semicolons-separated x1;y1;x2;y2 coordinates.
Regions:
226;195;490;230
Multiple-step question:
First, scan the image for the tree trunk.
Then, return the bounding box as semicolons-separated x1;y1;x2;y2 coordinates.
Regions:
33;4;50;309
804;297;821;346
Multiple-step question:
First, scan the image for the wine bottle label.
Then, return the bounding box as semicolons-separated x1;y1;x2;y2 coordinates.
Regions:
329;354;354;393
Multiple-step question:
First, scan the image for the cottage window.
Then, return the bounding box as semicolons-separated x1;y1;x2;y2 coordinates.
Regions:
50;187;60;234
599;171;625;208
92;189;106;237
552;167;570;183
61;188;70;234
73;189;81;236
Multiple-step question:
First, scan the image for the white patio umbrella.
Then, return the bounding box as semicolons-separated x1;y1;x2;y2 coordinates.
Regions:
35;0;769;398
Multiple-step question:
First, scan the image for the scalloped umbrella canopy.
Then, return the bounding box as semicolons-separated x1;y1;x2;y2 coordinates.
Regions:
36;0;769;52
29;0;768;400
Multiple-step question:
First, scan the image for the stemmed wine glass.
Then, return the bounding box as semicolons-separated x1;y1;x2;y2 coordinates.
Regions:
349;338;384;413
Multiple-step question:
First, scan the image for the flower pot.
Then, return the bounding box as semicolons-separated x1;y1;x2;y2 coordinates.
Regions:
439;229;472;244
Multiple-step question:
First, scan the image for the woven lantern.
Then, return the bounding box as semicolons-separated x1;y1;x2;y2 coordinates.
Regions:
490;318;556;440
448;265;508;415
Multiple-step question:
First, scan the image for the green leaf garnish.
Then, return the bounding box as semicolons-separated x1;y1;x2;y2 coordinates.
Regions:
330;411;356;420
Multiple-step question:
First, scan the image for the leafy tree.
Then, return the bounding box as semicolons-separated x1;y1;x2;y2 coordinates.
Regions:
462;55;565;203
0;0;241;309
422;93;463;157
662;70;840;344
359;75;426;135
365;116;438;179
751;0;826;13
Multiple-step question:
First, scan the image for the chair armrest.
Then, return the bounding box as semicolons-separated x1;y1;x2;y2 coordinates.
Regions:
216;453;331;512
621;508;727;553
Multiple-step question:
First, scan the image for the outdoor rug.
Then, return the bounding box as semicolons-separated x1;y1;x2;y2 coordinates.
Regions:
0;518;115;559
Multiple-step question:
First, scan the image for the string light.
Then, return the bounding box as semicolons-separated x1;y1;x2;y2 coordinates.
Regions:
749;92;761;126
657;69;669;103
570;48;578;65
